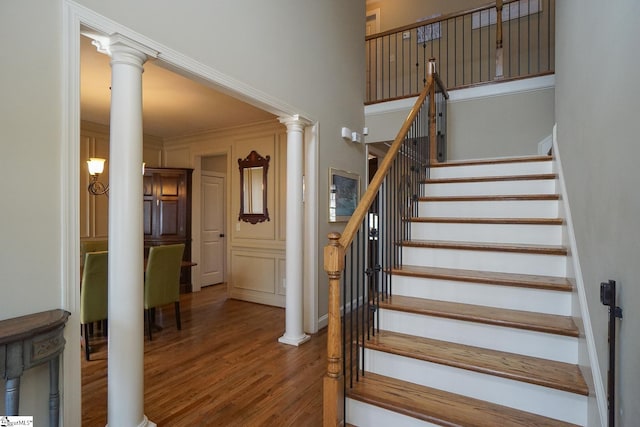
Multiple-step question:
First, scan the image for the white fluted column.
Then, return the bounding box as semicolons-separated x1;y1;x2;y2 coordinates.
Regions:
278;115;311;346
97;34;157;427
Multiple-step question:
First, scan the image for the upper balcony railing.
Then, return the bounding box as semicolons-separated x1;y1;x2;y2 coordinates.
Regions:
365;0;555;104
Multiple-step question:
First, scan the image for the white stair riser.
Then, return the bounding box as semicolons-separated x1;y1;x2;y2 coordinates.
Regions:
401;247;567;277
418;199;559;218
392;276;572;316
363;349;588;426
346;399;440;427
410;222;563;245
379;309;578;364
430;161;553;179
424;179;556;197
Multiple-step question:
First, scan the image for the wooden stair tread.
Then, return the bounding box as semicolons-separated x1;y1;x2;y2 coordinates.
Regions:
379;296;579;337
425;173;557;184
407;216;564;225
391;265;573;292
367;330;588;395
431;155;552;168
348;372;579;427
399;239;567;256
419;194;559;202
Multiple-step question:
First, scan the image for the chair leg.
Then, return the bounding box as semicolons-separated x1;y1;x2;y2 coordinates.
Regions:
83;324;91;361
174;301;181;330
146;309;153;341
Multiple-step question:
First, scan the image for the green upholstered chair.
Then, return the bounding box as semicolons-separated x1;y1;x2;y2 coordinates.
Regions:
80;251;108;361
144;244;185;340
80;240;108;269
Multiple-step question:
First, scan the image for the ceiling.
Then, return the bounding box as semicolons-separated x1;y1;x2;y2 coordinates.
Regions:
80;36;276;139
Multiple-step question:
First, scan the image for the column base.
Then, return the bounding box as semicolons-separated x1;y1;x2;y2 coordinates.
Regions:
278;333;311;347
106;415;156;427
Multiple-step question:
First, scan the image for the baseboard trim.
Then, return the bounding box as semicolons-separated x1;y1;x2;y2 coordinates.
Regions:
552;124;607;427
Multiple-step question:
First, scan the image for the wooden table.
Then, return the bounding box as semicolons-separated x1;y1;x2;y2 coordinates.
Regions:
0;309;70;426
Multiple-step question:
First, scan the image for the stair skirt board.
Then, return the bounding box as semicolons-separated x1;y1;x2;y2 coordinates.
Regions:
423;179;557;197
430;161;553;179
361;349;588;426
347;398;441;427
417;199;559;218
378;309;578;364
409;221;563;245
392;275;572;316
400;247;567;277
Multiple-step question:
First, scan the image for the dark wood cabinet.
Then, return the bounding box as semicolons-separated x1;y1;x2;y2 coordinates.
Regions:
143;167;193;292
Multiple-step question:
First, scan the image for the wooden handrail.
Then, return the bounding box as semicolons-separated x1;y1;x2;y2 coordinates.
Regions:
338;73;435;250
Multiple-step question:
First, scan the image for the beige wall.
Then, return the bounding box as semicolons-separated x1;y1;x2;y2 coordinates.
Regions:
1;0;365;423
365;81;555;161
163;121;288;307
0;1;66;422
556;0;640;425
447;87;555;160
368;0;485;32
79;121;164;241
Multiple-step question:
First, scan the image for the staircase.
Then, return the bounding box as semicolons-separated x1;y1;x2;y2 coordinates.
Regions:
345;155;589;427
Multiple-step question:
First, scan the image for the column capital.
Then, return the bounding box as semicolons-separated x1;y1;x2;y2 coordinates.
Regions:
90;33;158;69
279;114;312;133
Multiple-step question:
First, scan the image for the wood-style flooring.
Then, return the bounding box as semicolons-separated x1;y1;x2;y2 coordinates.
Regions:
81;284;326;426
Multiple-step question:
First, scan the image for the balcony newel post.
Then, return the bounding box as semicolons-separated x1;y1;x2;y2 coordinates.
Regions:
427;59;438;163
495;0;504;79
323;232;345;427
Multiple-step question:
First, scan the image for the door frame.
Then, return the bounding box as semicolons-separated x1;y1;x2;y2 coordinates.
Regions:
190;151;230;293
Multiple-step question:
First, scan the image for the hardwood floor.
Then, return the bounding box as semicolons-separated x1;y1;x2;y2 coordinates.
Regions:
81;284;326;426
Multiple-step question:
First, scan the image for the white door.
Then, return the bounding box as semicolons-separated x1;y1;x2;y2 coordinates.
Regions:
201;173;225;286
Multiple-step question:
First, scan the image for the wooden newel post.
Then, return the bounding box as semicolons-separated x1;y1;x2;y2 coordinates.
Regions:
427;58;438;163
495;0;504;79
323;232;345;427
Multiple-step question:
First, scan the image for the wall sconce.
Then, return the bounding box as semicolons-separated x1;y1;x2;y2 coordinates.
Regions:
87;158;109;196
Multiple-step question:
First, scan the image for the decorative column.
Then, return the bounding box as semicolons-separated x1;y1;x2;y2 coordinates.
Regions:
94;34;158;427
278;115;311;346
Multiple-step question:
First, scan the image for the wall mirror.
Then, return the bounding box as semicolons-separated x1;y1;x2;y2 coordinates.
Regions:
238;150;270;224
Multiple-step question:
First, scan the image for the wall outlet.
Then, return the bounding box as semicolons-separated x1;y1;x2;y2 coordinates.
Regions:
236;222;241;231
403;31;411;40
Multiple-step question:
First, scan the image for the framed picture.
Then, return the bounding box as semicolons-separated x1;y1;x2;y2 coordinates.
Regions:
329;168;361;222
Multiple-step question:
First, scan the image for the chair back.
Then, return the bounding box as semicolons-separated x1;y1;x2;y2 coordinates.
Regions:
80;251;108;324
80;240;108;269
144;244;185;309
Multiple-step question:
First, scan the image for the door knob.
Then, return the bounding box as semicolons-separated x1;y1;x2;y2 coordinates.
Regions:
219;233;225;238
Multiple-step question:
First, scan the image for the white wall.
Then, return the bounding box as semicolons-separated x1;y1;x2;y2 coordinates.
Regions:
555;1;640;425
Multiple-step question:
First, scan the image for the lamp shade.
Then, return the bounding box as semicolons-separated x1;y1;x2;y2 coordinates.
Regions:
87;158;106;175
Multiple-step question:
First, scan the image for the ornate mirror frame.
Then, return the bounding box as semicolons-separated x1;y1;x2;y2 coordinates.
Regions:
238;150;270;224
